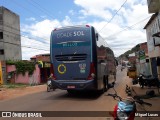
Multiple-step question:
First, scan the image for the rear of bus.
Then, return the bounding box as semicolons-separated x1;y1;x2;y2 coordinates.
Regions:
50;25;96;91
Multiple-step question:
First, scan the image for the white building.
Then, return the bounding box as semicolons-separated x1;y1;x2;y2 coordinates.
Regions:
144;0;160;79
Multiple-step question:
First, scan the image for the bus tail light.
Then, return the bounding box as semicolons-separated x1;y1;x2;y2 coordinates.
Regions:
86;25;90;27
50;63;56;80
87;62;95;80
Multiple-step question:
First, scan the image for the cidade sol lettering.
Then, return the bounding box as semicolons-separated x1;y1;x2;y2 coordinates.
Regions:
57;31;85;38
73;31;85;36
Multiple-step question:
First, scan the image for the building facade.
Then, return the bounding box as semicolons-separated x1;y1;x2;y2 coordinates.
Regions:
0;6;22;82
30;54;51;83
144;0;160;79
0;6;22;61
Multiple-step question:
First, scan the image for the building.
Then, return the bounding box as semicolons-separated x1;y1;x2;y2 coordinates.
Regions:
136;42;151;76
147;0;160;13
30;53;51;83
0;6;22;82
30;53;50;63
144;0;160;79
0;6;22;60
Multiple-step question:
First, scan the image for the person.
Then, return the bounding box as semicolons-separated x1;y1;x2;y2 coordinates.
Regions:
121;67;123;71
47;74;56;92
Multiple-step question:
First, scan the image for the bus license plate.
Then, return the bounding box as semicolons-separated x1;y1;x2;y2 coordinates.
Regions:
67;86;75;89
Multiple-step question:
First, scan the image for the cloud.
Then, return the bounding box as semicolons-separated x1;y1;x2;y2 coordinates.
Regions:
69;10;75;15
21;16;74;60
21;0;151;59
25;17;36;21
73;0;150;56
21;36;49;60
23;19;61;40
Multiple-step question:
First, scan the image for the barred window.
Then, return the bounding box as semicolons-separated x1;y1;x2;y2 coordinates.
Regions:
0;32;3;39
0;14;2;20
0;49;4;55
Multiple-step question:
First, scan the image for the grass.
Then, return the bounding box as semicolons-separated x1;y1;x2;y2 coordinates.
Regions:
0;83;29;89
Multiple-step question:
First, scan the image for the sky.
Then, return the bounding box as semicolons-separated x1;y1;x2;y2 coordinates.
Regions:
1;0;152;60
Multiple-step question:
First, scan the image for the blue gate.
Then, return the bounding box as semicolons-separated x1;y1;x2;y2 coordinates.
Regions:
151;57;158;77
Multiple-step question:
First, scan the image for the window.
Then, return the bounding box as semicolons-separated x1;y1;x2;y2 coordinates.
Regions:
0;14;2;25
0;49;4;55
0;32;3;39
0;14;2;20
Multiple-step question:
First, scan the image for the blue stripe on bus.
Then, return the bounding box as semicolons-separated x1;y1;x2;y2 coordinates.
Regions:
52;41;91;48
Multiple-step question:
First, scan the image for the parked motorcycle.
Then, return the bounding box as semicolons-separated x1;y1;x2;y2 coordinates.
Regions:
132;78;138;85
138;74;160;88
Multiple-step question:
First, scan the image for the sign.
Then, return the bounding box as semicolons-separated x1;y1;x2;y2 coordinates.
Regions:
44;63;51;68
38;61;43;68
139;50;145;60
56;31;85;38
58;64;66;74
0;61;3;84
138;50;146;63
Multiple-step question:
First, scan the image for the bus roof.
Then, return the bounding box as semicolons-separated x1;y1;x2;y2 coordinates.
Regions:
53;25;92;31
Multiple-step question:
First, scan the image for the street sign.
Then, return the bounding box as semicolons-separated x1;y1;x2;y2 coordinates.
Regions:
38;61;43;68
138;50;146;63
0;61;3;84
139;50;145;60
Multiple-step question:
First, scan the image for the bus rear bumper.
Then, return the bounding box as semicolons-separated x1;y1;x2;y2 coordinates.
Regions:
51;80;95;90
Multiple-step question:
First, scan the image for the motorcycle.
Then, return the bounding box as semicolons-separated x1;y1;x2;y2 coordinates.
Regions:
47;77;56;92
121;66;125;71
138;74;160;88
107;82;152;120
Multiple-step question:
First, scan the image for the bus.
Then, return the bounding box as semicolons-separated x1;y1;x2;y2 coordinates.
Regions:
50;25;117;93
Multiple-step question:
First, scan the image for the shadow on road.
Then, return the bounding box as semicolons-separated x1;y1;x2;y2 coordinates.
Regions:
45;90;103;101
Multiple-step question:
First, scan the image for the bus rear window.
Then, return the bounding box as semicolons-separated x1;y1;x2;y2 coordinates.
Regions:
55;54;87;61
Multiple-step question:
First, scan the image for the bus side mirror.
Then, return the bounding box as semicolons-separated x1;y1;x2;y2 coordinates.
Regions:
96;33;98;41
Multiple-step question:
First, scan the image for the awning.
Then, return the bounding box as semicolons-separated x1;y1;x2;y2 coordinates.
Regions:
152;32;160;37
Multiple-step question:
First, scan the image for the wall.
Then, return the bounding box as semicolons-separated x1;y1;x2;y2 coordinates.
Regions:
6;64;40;84
140;42;148;55
146;14;160;58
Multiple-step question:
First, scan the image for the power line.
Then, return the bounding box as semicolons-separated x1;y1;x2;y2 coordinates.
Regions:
10;0;46;20
105;16;151;39
27;0;56;20
0;26;50;47
98;0;128;33
0;40;49;51
11;0;73;26
2;23;50;45
27;0;74;26
0;28;49;51
100;16;151;53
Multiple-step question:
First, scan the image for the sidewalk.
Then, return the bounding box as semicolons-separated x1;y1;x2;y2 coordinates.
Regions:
125;75;160;111
0;84;46;101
